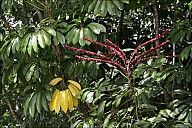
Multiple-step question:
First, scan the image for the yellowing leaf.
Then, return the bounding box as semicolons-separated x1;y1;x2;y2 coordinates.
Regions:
49;101;54;111
49;78;62;86
60;90;68;113
55;91;61;114
68;80;81;90
68;84;81;99
66;89;74;111
50;89;60;113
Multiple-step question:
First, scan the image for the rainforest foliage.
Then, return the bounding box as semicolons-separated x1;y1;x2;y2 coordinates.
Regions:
0;0;192;127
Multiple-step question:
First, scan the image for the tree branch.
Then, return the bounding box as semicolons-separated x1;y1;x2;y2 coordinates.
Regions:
2;89;23;123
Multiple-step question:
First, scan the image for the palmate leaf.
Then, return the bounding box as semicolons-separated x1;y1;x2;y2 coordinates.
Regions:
87;0;123;16
65;22;105;46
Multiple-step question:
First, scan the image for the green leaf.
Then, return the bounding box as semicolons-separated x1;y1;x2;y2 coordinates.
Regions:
21;33;31;54
42;93;49;111
189;1;192;10
36;91;42;113
42;29;51;46
31;33;38;53
106;0;115;15
56;31;65;44
178;107;189;120
25;63;36;81
79;28;84;46
29;92;38;117
37;30;45;48
72;29;80;45
90;22;106;33
103;114;112;128
66;27;76;44
97;100;106;118
100;0;107;17
45;90;52;101
94;0;101;15
112;0;124;10
27;35;33;56
88;0;97;13
114;95;123;107
88;23;100;34
24;93;34;116
43;27;56;36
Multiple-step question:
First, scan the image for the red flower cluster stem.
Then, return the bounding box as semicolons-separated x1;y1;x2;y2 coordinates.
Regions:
128;29;170;64
63;28;178;74
131;40;170;64
63;44;110;60
84;38;126;65
75;55;126;71
105;39;127;61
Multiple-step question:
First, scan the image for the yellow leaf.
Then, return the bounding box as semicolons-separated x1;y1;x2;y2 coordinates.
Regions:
50;89;60;113
49;101;54;111
49;78;62;86
68;80;81;90
66;89;74;111
55;91;61;114
60;90;68;113
68;84;81;99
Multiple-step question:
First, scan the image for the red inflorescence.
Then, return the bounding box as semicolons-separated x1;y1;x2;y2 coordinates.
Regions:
63;28;177;73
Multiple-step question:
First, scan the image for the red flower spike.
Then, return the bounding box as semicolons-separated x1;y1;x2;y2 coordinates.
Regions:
131;40;170;63
129;29;170;63
75;55;126;72
84;38;126;65
63;45;110;60
105;39;127;60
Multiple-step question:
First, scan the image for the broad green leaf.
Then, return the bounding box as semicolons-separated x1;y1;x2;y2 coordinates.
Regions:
42;30;51;46
94;0;101;15
45;90;52;101
43;27;56;36
40;17;55;25
27;36;33;56
36;91;42;113
88;23;100;34
11;37;19;54
112;0;124;10
29;92;38;117
84;28;92;45
66;27;76;44
90;22;106;33
56;31;65;44
189;1;192;10
178;107;189;120
37;30;45;48
88;0;97;13
72;29;80;45
42;93;49;111
97;100;106;118
106;0;115;15
21;33;31;54
24;92;34;116
57;22;67;27
79;28;84;46
63;24;76;33
103;114;112;128
100;0;107;17
31;33;38;53
34;64;39;79
25;63;36;81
